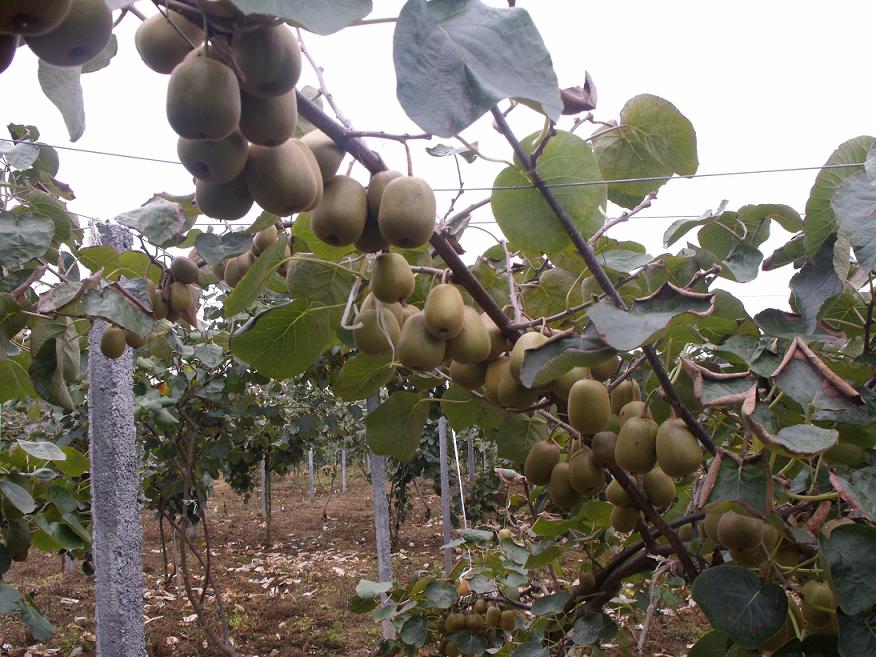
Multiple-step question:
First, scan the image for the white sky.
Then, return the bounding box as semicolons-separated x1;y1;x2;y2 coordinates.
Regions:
2;1;874;314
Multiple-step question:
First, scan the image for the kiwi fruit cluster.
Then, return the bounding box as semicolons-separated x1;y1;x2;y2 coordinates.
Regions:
0;0;114;73
438;592;518;657
210;224;291;288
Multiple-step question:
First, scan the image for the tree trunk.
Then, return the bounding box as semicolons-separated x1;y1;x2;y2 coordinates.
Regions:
87;223;147;657
367;395;395;639
262;455;272;545
341;446;347;493
438;417;453;576
467;433;475;483
308;447;315;503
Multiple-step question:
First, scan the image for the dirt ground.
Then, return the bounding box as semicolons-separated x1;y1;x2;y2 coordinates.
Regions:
0;472;703;656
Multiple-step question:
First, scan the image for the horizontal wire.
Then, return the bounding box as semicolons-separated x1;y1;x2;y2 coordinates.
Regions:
0;137;865;192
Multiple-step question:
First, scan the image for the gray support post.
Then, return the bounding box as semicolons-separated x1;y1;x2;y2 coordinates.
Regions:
341;446;347;493
259;457;267;518
467;433;476;483
438;417;453;576
367;394;395;639
88;223;147;657
308;447;315;502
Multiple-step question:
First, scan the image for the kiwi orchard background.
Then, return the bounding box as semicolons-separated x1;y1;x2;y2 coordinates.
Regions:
1;0;874;312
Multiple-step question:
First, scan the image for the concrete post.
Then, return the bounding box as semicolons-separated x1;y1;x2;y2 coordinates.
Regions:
367;394;394;639
341;446;347;493
438;417;453;576
308;447;315;502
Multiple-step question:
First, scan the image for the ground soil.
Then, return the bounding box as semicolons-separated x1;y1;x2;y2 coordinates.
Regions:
0;472;704;656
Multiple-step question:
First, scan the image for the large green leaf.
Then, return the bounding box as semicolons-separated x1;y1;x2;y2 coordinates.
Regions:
230;0;372;34
286;256;357;315
488;413;548;463
0;479;36;514
440;384;507;432
115;198;187;247
17;596;54;641
772;338;861;412
803;136;874;255
522;268;583;320
518;329;616;388
17;440;66;461
82;285;155;337
592;94;697;208
27;190;72;243
365;392;430;463
754;309;844;345
0;581;21;613
820;524;876;615
692;565;787;648
704;455;771;516
194;232;252;266
830;467;876;521
334;353;395;401
687;630;733;657
833;170;876;272
37;61;84;142
0;358;37;402
225;239;288;315
0;212;55;268
393;0;561;137
231;300;332;379
588;283;714;351
492;130;605;256
837;609;876;657
790;238;844;333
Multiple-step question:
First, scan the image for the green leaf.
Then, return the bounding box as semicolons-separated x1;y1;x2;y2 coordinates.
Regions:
192;343;224;369
804;136;874;255
0;211;55;268
27;190;72;243
334;353;395;401
230;0;372;34
820;524;876;615
790;238;843;333
56;447;89;478
366;392;430;463
692;565;787;648
510;641;548;657
356;579;392;599
519;329;616;388
17;440;66;461
0;358;37;402
687;630;732;657
61;512;91;543
592;94;698;207
231;300;332;380
225;238;288;315
450;632;487;656
489;413;548;463
400;616;428;648
194;232;252;266
522;268;584;319
833;171;876;272
347;594;377;613
423;581;456;609
837;609;876;657
764;234;807;271
772;338;862;412
457;528;493;543
46;484;78;513
394;0;561;137
530;591;571;616
0;479;36;514
571;613;605;645
759;422;838;457
285;256;357;316
440;384;507;432
0;581;21;613
0;141;39;170
830;468;876;521
17;596;55;641
754;309;844;345
37;60;84;142
115;198;187;247
82;286;155;337
31;528;62;553
588;283;714;351
77;245;118;273
705;455;771;516
492;131;605;256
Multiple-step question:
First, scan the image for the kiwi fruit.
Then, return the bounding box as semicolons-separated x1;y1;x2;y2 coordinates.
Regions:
245;139;323;215
252;225;279;255
472;599;488;615
703;512;721;543
170;255;199;284
423;284;465;339
655;418;703;478
466;613;486;632
548;462;580;509
397;311;446;370
0;1;72;36
355;211;389;253
168;282;193;312
550;366;589;400
642;468;675;509
446;307;491;363
591;431;618;467
300;129;345;182
310;175;368;246
135;10;203;74
359;294;407;327
352;308;400;356
100;325;126;359
801;580;837;627
195;172;254;220
152;292;169;320
378;176;436;248
728;545;766;568
716;511;764;549
499;610;517;632
610;379;641;414
485;605;501;627
239;89;298;146
178;131;249;184
615;416;658;474
495;357;538;408
481;312;509;359
0;34;18;74
509;331;548;382
445;612;466;633
232;23;301;97
483;357;507;405
523;440;560;486
605;478;631;506
619;400;651;428
124;330;148;349
590;354;620;381
568;447;604;496
24;0;111;66
223;256;244;287
370;252;415;303
567;379;611;435
166;50;241;140
579;570;596;593
611;505;640;533
367;170;404;217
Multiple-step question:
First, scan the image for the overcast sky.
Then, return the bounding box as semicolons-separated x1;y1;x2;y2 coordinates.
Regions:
2;1;874;313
